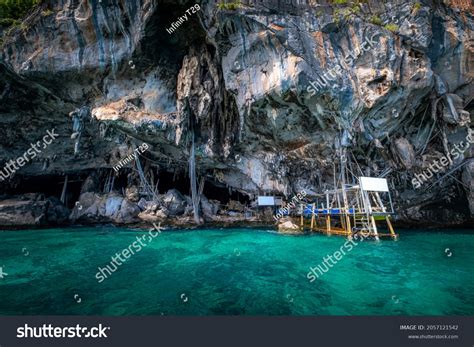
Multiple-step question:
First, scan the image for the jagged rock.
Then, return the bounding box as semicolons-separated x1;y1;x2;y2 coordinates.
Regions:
161;189;186;216
442;94;470;126
392;137;416;170
138;206;168;222
105;195;124;218
201;195;220;217
0;0;472;228
46;196;71;224
146;202;160;213
70;192;103;221
125;186;140;202
0;194;69;227
277;219;301;234
227;200;245;212
137;198;150;211
81;173;100;193
71;192;139;224
462;161;474;217
116;199;140;223
155;208;169;219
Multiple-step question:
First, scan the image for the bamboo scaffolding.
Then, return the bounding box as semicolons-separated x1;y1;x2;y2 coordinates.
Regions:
296;151;398;240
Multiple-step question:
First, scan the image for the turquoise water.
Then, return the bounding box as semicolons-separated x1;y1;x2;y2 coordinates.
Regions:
0;227;473;315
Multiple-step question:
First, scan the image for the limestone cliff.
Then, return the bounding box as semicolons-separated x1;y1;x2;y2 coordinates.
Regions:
0;0;472;227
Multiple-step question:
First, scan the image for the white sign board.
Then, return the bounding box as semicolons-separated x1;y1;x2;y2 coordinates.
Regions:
258;196;281;206
359;177;389;192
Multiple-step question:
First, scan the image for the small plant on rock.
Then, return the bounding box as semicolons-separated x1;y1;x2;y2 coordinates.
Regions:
218;1;241;11
370;15;382;25
384;23;399;32
413;2;422;13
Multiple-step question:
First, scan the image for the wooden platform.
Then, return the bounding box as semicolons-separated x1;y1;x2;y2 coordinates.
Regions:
296;212;398;240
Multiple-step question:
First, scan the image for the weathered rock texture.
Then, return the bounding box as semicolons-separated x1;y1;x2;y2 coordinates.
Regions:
0;0;472;228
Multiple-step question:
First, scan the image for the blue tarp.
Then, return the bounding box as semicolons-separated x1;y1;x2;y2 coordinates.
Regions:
303;205;355;215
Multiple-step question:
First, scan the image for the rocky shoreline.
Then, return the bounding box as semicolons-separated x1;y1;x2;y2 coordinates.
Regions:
0;189;471;231
0;188;272;230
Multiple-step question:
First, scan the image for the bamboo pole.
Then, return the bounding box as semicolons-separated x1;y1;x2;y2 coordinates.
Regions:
386;216;397;239
326;215;331;233
370;215;380;241
310;203;315;231
300;204;304;227
345;213;352;236
340;214;346;233
60;175;68;204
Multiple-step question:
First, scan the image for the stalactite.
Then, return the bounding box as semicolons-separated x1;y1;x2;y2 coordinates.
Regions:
70;106;90;155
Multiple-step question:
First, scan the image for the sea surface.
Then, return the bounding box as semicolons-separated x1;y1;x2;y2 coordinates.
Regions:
0;226;473;315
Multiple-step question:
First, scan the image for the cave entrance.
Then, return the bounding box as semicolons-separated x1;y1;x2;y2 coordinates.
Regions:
156;170;190;196
141;0;207;69
202;180;251;205
156;169;250;205
1;174;84;209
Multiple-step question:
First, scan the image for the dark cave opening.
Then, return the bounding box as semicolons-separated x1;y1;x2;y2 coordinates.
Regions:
0;174;84;208
1;168;251;210
156;170;190;196
0;169;132;209
140;0;207;69
203;180;251;205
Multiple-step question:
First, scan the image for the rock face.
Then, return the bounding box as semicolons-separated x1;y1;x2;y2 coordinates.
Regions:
0;0;473;227
160;189;187;216
0;194;69;228
70;192;140;224
278;219;302;234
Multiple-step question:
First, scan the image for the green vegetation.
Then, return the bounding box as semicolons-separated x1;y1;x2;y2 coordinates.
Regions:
0;0;40;25
351;3;361;14
384;23;399;32
0;0;41;46
329;1;363;25
333;8;341;24
41;8;52;17
0;17;17;26
413;2;422;13
217;1;241;11
370;15;382;25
